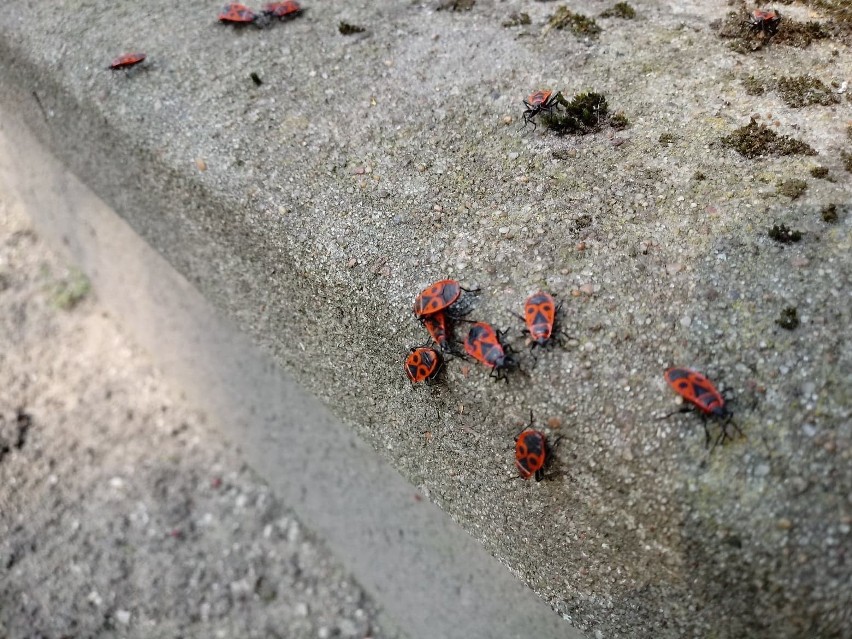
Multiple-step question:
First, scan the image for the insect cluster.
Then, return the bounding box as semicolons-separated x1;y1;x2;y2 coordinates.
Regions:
405;280;569;480
405;279;746;479
107;3;304;71
218;1;303;26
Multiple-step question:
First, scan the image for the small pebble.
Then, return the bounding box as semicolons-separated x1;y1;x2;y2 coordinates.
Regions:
502;115;513;125
576;241;586;251
508;152;520;160
579;283;595;296
115;609;131;625
195;158;207;172
777;518;793;530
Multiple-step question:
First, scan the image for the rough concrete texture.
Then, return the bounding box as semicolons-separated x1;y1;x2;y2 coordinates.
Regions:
1;0;850;637
0;199;398;638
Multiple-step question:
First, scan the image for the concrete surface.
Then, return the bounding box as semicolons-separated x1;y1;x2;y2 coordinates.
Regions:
0;114;582;639
1;0;851;637
0;199;398;638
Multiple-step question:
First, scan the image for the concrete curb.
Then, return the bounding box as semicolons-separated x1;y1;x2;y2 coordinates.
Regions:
0;110;584;639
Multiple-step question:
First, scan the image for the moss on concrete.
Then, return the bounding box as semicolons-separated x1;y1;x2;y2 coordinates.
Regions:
548;6;601;36
722;119;817;158
543;92;610;134
742;75;766;95
777;75;839;107
502;12;530;27
821;203;838;223
600;3;635;19
777;178;808;199
768;224;803;243
776;306;800;330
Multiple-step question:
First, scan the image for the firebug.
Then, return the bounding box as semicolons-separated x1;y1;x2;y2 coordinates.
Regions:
515;427;548;481
522;89;560;130
662;367;744;450
108;52;147;70
749;9;781;36
412;279;478;319
218;3;258;24
464;322;517;382
423;311;452;352
404;347;443;384
522;291;562;350
263;1;303;19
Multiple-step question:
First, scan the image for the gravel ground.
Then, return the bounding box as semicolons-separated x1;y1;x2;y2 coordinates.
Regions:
0;197;396;638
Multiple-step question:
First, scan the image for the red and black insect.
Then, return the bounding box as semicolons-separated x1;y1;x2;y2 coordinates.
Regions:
515;426;548;481
413;279;478;319
423;311;452;352
218;3;258;24
404;347;443;384
522;89;560;130
749;9;781;37
464;322;517;382
108;53;146;70
662;367;743;450
263;1;303;19
522;291;562;350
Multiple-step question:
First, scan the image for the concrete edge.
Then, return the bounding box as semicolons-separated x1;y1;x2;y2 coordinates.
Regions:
0;110;585;639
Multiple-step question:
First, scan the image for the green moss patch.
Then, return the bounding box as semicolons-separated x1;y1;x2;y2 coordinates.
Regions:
777;75;839;107
821;204;838;223
548;6;602;36
777;178;808;199
49;268;91;310
543;92;610;134
742;75;767;95
609;112;629;129
776;306;800;330
502;12;531;27
721;118;816;158
600;2;635;19
809;166;829;179
773;19;832;48
438;0;475;11
768;224;803;244
658;132;676;146
338;22;366;35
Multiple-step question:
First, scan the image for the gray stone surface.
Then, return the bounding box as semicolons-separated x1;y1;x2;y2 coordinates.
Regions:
1;0;850;637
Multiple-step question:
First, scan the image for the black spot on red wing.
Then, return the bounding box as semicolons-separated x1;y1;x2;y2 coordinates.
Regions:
677;380;689;390
521;432;545;456
481;342;504;366
440;281;460;303
691;383;712;398
666;368;692;382
526;453;544;472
